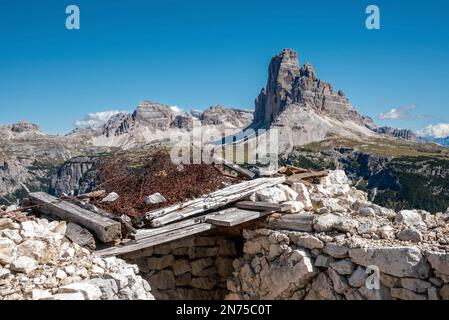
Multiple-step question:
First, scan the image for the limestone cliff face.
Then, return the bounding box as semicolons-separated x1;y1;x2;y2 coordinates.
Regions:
254;49;365;127
254;49;301;125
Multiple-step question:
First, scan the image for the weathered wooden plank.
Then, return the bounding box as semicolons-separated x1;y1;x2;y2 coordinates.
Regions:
236;201;292;212
148;176;286;227
65;222;96;250
206;207;272;227
285;165;309;174
135;209;230;240
213;156;256;179
29;192;121;243
135;216;206;240
94;223;215;257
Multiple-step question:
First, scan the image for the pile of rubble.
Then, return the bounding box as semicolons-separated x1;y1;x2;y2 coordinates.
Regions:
0;214;154;300
227;170;449;300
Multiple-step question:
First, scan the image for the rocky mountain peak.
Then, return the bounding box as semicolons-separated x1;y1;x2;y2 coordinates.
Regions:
0;122;43;140
374;126;417;141
200;105;254;128
10;122;42;134
254;48;365;128
132;101;176;130
300;63;317;81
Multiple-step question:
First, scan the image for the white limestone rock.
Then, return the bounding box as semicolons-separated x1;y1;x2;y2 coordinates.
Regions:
59;282;103;300
101;192;119;203
395;210;425;228
291;183;313;210
10;256;38;274
144;193;167;205
397;228;422;243
349;247;430;279
255;187;287;203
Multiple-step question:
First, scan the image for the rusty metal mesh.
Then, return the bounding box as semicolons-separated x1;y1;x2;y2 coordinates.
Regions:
90;150;239;219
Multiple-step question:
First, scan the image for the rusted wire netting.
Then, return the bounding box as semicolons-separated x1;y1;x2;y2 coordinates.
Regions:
90;151;240;219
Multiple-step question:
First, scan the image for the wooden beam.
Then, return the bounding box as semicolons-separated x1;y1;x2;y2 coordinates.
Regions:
287;170;329;183
94;222;215;257
135;209;230;240
213;156;256;179
236;201;292;212
206;207;272;227
29;192;121;243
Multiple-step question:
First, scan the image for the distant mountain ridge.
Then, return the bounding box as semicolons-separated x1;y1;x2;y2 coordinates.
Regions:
1;48;444;208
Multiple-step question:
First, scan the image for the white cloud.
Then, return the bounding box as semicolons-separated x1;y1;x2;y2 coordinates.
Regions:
417;123;449;138
170;106;183;114
75;110;128;128
378;104;416;120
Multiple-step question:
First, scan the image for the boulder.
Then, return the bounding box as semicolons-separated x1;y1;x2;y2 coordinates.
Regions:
144;193;167;205
400;278;431;294
358;284;392;300
17;239;46;259
278;184;299;201
297;234;324;249
395;210;424;228
323;243;349;258
283;201;305;213
10;256;38;273
259;250;317;299
348;266;367;287
59;282;103;300
191;258;214;276
173;259;191;276
349;247;430;279
328;268;349;294
440;285;449;300
255;187;287;203
330;259;355;275
313;214;357;233
148;270;175;290
1;229;23;244
426;252;449;276
101;192;119;203
0;238;15;256
314;255;333;268
146;255;175;270
358;207;376;217
31;289;53;300
292;183;313;210
390;288;427;300
305;273;337;300
0;218;17;230
397;228;422;243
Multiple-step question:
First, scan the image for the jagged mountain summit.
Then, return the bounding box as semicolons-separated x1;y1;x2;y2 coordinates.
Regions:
250;49;419;150
251;49;375;150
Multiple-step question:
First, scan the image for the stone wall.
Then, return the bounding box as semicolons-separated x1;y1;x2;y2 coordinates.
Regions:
227;228;449;300
122;234;240;300
226;171;449;300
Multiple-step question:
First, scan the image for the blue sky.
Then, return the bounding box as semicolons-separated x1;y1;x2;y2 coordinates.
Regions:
0;0;448;136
